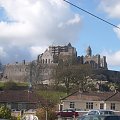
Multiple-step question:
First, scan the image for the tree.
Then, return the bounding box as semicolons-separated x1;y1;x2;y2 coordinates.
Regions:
99;83;110;92
36;88;57;120
60;65;73;94
29;61;43;88
71;64;94;92
117;83;120;92
0;61;3;72
108;82;119;92
0;106;11;119
53;61;94;94
36;108;56;120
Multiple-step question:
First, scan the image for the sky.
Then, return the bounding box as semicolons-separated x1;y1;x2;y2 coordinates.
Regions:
0;0;120;71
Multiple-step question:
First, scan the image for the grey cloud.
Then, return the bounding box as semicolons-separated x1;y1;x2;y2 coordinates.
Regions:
0;0;82;64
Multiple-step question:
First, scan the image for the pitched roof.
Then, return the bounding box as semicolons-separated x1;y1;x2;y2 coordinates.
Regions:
105;92;120;101
0;90;45;103
61;91;120;101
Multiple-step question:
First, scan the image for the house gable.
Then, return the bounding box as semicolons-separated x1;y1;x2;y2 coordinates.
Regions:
60;91;120;111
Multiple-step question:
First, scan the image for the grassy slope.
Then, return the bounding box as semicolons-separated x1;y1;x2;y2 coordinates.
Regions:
37;90;67;104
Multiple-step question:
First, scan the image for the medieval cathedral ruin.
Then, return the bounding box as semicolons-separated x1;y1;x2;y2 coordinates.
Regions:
1;43;120;84
83;46;107;69
37;43;107;69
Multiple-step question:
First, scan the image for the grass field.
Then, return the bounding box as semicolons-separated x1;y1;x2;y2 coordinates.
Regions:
37;90;67;104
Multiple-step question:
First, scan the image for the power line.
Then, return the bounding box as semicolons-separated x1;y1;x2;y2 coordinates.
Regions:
63;0;120;29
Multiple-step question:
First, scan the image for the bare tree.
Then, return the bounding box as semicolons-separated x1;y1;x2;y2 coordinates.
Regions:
29;61;43;88
53;61;95;94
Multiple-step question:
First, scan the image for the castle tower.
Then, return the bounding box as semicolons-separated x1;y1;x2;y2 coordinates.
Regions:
68;43;72;47
86;46;92;56
102;56;107;69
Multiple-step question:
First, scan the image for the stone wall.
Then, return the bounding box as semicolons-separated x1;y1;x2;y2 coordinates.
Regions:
2;62;30;82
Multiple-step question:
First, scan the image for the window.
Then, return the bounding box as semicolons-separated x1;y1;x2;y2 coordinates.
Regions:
111;103;115;110
70;102;74;108
18;103;22;110
60;104;63;111
46;59;47;64
100;103;104;109
48;59;50;63
40;59;42;63
18;103;26;110
7;103;11;109
43;59;44;64
86;102;93;109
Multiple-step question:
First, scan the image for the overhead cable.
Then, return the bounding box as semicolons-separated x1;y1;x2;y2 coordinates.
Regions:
63;0;120;29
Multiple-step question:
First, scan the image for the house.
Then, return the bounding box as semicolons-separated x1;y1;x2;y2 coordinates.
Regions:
0;90;45;111
60;91;120;112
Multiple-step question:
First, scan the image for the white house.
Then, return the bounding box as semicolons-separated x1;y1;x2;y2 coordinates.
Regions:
60;91;120;112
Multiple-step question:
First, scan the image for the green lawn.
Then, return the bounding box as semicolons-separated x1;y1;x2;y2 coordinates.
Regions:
0;81;29;90
37;90;67;104
0;82;4;88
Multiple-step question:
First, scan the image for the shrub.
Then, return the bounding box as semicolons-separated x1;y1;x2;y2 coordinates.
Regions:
36;108;56;120
4;81;17;90
0;105;11;119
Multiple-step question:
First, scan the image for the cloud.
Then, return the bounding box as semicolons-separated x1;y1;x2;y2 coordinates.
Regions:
58;14;81;28
113;25;120;39
0;47;7;58
99;0;120;42
30;46;47;59
102;50;120;68
99;0;120;19
0;0;82;63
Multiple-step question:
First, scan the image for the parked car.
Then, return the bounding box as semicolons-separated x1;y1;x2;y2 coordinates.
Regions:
86;110;115;115
78;115;120;120
56;108;79;118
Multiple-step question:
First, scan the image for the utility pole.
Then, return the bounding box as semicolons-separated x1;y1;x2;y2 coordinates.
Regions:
45;85;48;120
29;61;33;85
46;110;48;120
